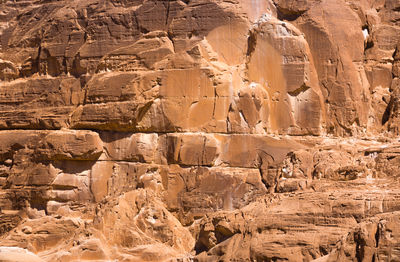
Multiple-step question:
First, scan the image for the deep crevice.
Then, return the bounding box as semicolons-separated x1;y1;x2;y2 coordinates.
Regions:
246;30;257;58
288;84;310;97
375;223;380;247
276;8;306;22
382;97;393;125
355;231;366;262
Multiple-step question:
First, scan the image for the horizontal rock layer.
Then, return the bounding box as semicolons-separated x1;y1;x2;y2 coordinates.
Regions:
1;0;400;261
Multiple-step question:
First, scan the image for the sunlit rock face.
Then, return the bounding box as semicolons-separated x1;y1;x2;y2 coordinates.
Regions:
1;0;400;261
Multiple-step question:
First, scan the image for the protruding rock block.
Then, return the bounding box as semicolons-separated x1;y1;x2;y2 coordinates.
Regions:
0;77;83;129
162;166;267;225
38;130;103;161
99;132;158;163
247;16;323;135
160;134;219;166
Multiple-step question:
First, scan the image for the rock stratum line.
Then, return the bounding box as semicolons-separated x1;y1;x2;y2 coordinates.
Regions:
1;0;400;261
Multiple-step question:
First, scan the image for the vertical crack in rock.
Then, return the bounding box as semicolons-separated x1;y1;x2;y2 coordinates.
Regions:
375;221;381;248
354;231;365;262
246;29;257;58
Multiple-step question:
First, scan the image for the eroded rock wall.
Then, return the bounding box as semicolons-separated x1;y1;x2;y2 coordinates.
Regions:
1;0;400;261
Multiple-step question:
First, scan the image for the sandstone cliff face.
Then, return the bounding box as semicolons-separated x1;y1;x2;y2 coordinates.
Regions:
1;0;400;261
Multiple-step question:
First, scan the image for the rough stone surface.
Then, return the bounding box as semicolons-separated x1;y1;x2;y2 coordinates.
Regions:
1;0;400;261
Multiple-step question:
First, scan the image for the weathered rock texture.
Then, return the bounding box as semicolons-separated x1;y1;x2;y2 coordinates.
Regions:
1;0;400;261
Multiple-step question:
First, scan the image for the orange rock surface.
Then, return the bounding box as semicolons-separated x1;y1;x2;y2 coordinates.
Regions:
0;0;400;261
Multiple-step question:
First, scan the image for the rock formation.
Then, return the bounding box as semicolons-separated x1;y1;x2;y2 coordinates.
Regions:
0;0;400;261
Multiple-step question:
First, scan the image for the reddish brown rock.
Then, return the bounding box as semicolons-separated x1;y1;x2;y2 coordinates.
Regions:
1;0;400;261
0;77;83;129
94;189;195;261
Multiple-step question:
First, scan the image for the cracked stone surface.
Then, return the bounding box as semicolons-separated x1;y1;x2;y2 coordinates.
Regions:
1;0;400;261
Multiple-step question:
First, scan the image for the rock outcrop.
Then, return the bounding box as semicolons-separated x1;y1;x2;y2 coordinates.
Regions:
1;0;400;261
